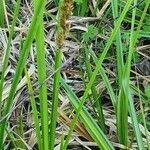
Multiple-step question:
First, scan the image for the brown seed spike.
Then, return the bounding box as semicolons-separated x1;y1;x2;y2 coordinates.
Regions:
56;0;73;48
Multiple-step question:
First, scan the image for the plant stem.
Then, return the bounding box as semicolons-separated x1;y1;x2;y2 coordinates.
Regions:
49;48;62;149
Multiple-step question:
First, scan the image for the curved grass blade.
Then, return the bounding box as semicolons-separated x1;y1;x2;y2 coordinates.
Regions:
111;0;124;87
89;48;117;111
0;0;21;116
128;90;144;149
25;67;43;150
117;0;137;145
61;78;115;150
49;0;73;149
49;48;62;150
83;44;105;132
0;0;4;27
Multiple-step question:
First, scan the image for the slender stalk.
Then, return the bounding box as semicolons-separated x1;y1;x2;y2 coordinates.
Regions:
117;0;137;145
25;68;43;150
130;2;150;149
111;0;124;87
132;62;149;149
49;0;73;149
89;48;117;111
128;92;144;149
83;44;105;132
49;48;62;149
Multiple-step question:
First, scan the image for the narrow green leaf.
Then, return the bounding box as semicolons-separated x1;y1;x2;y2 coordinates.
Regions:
25;67;43;150
49;49;62;150
0;0;4;27
61;78;115;150
33;0;48;149
0;0;21;115
128;90;144;149
89;48;117;111
111;0;124;87
83;44;105;132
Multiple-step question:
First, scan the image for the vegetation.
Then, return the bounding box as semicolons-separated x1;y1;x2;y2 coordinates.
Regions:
0;0;150;149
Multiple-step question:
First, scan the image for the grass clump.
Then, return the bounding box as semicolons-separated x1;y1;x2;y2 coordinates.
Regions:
0;0;150;150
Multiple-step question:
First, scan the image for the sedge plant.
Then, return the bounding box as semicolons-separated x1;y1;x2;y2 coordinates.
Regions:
49;0;73;149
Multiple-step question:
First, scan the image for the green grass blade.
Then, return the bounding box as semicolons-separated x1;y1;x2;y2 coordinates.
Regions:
62;1;133;147
33;0;48;149
0;0;21;116
133;56;149;149
6;128;18;149
83;44;105;132
74;0;88;16
120;0;150;19
0;0;4;27
117;0;150;147
60;133;65;150
49;49;62;149
61;78;115;150
138;87;150;149
25;67;43;150
128;90;144;149
0;1;46;148
0;0;147;149
117;85;129;146
54;0;59;6
79;0;88;16
89;48;117;111
117;0;137;145
111;0;124;87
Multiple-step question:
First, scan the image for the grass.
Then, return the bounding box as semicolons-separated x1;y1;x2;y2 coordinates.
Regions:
61;1;134;148
0;0;150;149
34;0;49;149
83;43;106;132
0;0;46;149
49;48;62;149
0;0;21;114
0;0;4;27
25;67;43;150
117;0;150;147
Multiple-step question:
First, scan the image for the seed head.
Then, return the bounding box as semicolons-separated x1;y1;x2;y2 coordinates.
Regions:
56;0;73;48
